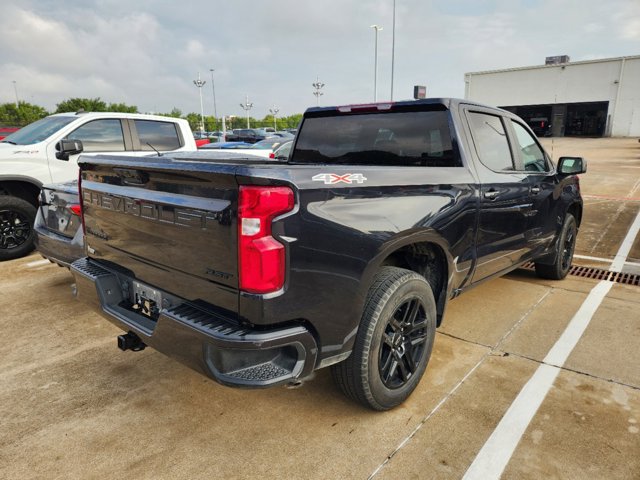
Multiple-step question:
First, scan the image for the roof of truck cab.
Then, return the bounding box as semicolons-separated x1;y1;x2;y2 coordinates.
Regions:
305;97;509;115
50;112;189;122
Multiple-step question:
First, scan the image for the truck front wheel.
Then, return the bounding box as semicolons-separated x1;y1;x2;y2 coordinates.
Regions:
535;213;577;280
0;196;36;261
331;267;437;410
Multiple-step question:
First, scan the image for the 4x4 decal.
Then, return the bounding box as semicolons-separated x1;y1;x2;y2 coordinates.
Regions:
312;173;368;185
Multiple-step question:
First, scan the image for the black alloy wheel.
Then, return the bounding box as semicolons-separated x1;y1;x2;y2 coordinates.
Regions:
535;213;577;280
331;267;437;410
560;227;575;272
0;209;31;250
0;196;37;261
379;298;429;389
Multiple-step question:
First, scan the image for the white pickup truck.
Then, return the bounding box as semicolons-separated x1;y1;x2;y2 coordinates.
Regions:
0;112;196;260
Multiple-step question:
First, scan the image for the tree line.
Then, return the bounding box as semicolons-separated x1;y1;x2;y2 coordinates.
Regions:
0;98;302;131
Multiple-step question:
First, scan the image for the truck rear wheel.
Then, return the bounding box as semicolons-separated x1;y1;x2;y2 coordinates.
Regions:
0;196;36;261
535;213;576;280
331;267;436;410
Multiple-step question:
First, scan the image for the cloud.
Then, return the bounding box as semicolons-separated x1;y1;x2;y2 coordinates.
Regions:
0;0;638;118
621;18;640;40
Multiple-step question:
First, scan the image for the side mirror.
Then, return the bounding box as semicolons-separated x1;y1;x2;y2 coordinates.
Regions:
557;156;587;175
55;139;84;161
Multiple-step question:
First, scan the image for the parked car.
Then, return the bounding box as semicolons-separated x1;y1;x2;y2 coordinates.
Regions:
225;128;269;143
199;141;255;149
270;140;293;160
249;138;290;151
71;98;586;410
0;127;19;141
199;139;286;158
33;180;83;267
269;131;295;139
0;112;196;260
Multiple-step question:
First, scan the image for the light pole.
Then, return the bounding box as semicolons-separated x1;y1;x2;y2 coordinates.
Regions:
209;68;218;131
12;80;19;107
269;106;279;131
391;0;396;101
370;24;383;102
240;95;254;128
312;76;325;106
193;72;206;133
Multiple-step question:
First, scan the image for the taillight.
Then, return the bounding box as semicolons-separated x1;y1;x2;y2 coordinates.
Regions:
68;204;82;216
78;169;86;235
269;152;275;159
238;186;294;294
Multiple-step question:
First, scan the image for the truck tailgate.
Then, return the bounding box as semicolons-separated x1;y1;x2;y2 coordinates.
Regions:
79;156;239;311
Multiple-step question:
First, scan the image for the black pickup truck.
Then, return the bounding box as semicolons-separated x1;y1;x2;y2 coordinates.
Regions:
70;98;586;410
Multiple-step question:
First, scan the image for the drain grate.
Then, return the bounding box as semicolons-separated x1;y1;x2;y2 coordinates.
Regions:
520;262;640;286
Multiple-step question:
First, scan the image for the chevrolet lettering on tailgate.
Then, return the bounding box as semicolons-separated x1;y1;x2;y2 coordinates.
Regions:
82;190;223;229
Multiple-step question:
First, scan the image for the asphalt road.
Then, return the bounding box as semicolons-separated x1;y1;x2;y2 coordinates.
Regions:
1;137;638;479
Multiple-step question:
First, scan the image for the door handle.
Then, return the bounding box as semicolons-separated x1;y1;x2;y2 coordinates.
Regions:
531;185;541;194
484;189;500;200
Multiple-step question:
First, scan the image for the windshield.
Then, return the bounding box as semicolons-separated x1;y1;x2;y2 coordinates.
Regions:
1;116;76;145
292;109;459;167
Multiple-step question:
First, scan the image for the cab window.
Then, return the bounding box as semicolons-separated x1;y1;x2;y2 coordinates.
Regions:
467;112;514;171
67;119;125;152
511;121;549;172
135;120;181;151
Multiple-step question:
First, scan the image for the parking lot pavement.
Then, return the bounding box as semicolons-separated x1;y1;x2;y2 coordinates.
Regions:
540;137;640;266
0;137;638;479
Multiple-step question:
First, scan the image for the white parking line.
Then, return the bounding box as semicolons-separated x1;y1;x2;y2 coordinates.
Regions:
610;210;640;272
573;254;640;267
463;208;640;479
462;281;612;480
25;259;50;268
369;291;552;479
573;254;640;268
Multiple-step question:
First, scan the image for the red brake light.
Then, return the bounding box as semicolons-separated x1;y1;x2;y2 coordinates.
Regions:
337;103;393;113
269;152;275;159
78;169;86;236
68;204;82;216
238;186;294;293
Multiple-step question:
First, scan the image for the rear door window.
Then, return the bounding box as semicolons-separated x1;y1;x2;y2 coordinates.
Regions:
67;119;125;152
467;112;514;171
135;120;181;150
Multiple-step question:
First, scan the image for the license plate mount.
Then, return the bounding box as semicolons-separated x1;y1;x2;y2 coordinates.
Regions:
132;281;162;320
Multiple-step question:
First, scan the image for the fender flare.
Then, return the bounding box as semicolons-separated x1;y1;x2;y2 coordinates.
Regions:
0;176;44;204
357;229;455;309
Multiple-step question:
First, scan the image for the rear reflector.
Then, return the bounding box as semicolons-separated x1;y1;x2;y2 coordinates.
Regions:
238;186;294;294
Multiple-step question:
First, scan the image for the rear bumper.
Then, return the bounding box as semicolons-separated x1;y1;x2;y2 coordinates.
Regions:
70;257;318;388
33;210;84;268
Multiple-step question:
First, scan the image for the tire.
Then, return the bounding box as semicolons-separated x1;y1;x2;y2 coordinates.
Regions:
0;195;37;261
535;213;577;280
331;267;437;411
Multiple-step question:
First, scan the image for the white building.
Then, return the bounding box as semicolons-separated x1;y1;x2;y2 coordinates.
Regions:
464;55;640;137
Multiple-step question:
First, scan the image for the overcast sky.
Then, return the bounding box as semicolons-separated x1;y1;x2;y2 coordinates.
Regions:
1;0;639;118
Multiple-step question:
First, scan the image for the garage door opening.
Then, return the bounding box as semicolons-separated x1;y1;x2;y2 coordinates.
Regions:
500;101;609;137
